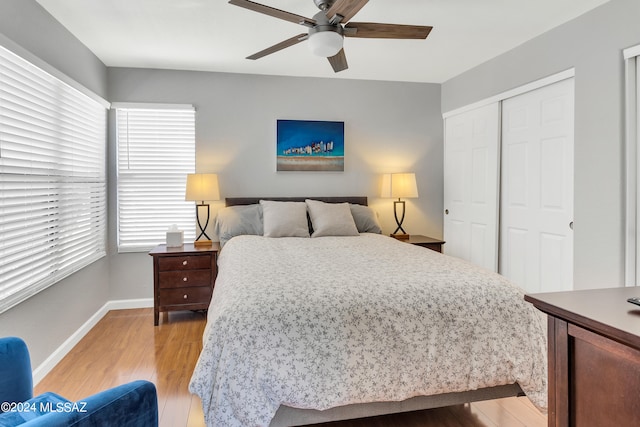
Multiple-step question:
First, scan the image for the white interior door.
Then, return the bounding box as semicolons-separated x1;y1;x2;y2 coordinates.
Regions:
500;78;574;293
443;103;500;271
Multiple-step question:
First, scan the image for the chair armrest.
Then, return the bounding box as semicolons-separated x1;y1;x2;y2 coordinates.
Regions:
22;380;158;427
0;337;33;406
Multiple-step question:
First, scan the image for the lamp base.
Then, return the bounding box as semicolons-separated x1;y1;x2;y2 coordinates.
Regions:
390;233;410;241
193;239;213;247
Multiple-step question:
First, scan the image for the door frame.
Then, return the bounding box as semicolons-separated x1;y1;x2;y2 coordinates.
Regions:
443;69;575;120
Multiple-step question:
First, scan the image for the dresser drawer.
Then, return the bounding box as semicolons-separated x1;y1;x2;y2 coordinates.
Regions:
158;269;211;289
159;286;212;307
157;254;211;271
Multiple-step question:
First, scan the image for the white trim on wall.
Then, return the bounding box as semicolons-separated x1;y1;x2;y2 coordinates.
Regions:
624;51;638;287
32;298;154;385
110;102;195;110
637;62;640;286
442;68;575;119
624;44;640;60
625;43;640;287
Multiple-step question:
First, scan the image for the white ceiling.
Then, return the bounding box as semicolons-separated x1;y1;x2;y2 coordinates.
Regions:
36;0;609;84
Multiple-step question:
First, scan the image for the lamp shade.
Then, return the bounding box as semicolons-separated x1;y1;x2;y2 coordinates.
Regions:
185;173;220;202
381;173;419;199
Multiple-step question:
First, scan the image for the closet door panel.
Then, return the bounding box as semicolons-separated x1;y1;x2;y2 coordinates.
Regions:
444;103;500;271
500;78;574;293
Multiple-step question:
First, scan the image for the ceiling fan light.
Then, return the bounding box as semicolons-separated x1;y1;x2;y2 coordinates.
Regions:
308;31;343;57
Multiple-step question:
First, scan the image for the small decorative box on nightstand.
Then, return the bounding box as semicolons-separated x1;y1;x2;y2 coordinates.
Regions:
404;235;445;252
149;242;219;326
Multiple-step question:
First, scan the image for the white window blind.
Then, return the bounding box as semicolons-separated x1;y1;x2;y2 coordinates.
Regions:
116;106;195;252
0;45;107;314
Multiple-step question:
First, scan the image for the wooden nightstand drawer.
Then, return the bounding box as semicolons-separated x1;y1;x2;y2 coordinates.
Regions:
158;269;211;289
157;254;212;271
159;286;212;307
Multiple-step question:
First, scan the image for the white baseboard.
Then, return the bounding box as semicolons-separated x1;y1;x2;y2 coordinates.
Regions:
32;298;153;385
105;297;154;311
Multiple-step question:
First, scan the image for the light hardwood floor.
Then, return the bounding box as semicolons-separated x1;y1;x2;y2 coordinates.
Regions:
35;308;547;427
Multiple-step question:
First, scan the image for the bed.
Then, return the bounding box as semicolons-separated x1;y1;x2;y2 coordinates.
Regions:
189;197;547;427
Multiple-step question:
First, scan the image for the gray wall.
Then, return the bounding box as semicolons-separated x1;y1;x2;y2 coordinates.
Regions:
0;0;109;367
7;0;635;370
107;68;444;300
0;0;444;366
442;0;640;290
0;0;107;99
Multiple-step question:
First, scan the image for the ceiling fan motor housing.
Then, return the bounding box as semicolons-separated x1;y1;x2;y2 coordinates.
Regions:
313;0;335;11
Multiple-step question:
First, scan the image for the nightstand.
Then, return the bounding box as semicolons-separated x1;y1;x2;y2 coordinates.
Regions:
149;243;219;326
405;235;445;252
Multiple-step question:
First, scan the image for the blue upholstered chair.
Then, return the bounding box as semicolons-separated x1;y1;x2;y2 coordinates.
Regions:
0;337;158;426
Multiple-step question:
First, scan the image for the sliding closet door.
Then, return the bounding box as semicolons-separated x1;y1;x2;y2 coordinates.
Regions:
500;78;574;293
443;103;500;272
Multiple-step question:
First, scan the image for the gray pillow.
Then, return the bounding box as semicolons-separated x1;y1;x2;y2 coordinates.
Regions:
260;200;310;238
306;199;359;237
350;204;382;234
214;204;263;247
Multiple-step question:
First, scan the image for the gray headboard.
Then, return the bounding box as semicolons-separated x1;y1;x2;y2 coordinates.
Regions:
225;197;368;206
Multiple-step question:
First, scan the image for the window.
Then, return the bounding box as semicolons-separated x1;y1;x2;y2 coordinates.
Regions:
0;45;107;314
115;106;196;252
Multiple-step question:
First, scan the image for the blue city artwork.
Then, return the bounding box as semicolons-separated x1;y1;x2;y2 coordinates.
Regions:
276;119;344;171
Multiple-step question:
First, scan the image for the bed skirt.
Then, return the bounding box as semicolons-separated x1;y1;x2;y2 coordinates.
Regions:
269;383;524;426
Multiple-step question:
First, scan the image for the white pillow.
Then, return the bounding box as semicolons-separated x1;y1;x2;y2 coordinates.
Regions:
305;199;359;237
260;200;310;238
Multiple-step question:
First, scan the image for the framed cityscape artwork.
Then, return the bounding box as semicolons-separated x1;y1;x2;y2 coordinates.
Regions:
276;119;344;171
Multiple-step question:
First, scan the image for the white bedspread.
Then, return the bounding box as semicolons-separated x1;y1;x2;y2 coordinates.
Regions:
189;233;547;426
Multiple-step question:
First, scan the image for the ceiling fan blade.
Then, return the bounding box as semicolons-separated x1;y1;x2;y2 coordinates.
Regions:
247;33;308;60
328;48;348;73
345;22;433;39
324;0;368;24
229;0;315;26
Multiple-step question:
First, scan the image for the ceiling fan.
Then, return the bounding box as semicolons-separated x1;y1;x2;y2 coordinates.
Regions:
228;0;433;73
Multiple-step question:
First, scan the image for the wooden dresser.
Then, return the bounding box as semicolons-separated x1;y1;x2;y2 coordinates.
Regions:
149;243;219;326
525;286;640;427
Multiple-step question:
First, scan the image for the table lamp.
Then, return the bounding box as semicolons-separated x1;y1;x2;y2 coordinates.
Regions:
185;173;220;246
381;172;419;240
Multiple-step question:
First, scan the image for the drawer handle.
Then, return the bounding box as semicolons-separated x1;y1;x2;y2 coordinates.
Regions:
183;277;188;282
182;260;188;266
183;294;188;299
